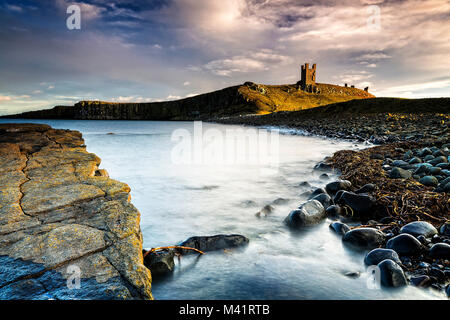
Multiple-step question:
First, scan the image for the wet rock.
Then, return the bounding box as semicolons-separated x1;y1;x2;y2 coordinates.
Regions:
410;275;432;288
314;162;333;172
377;259;407;287
439;222;450;236
370;154;384;160
419;175;439;187
325;205;343;218
428;156;447;166
272;198;290;205
308;188;327;199
392;160;409;168
364;248;401;266
329;222;350;235
428;267;445;281
409;157;422;164
390;167;412;179
336;192;376;217
429;243;450;260
256;204;274;217
298;181;312;188
143;250;175;276
284;200;326;228
444;182;450;192
319;173;329;180
310;193;332;209
386;234;423;256
355;184;376;194
414;163;432;175
342;228;386;250
418;148;432;157
178;235;249;254
325;180;352;195
344;271;360;278
400;221;438;238
446;285;450;297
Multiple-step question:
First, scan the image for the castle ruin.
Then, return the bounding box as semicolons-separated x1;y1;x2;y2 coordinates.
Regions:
298;63;318;93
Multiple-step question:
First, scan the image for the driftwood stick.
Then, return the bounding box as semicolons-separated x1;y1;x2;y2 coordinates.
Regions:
143;246;205;258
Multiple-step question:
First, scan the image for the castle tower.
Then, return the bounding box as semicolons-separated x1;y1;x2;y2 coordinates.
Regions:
301;63;316;87
298;62;317;92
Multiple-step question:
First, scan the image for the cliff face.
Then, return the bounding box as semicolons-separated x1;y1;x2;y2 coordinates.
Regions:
0;123;152;300
3;83;374;120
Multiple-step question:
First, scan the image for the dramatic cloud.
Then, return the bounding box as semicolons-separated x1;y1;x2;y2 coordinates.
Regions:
0;0;449;114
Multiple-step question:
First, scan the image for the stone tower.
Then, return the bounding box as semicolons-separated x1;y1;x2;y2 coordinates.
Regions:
298;63;318;92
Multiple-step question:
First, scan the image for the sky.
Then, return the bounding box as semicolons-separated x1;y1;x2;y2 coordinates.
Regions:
0;0;449;115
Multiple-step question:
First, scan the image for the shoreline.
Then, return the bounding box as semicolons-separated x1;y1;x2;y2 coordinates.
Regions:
0;123;152;300
215;112;449;296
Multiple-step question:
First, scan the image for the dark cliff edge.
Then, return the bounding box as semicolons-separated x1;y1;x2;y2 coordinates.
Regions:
2;83;374;120
0;123;152;300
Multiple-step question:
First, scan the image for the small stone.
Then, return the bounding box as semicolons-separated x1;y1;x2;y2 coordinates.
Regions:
377;259;407;287
308;188;327;199
364;248;401;266
386;234;423;256
400;221;438;238
329;222;350;235
336;192;376;217
310;193;332;209
409;157;422;164
419;175;439;187
418;148;432;157
428;156;448;166
284;200;326;228
392;160;409;168
390;167;412;179
325;205;343;218
143;249;175;276
325;180;352;195
439;222;450;236
342;228;386;250
355;184;376;194
429;243;450;260
410;275;432;288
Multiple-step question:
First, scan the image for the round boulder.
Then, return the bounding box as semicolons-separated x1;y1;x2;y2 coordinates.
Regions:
429;243;450;260
355;184;376;194
399;221;438;238
386;234;423;256
390;167;412;179
310;193;332;209
364;248;401;266
336;192;376;217
377;259;407;287
284;200;326;228
419;175;439;187
143;249;175;276
325;205;343;218
329;222;350;235
439;222;450;236
325;180;352;195
342;227;386;250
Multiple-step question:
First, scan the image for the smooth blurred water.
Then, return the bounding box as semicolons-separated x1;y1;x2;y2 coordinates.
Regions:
0;119;445;300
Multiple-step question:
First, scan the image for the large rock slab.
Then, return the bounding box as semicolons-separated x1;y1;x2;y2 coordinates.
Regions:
0;123;152;300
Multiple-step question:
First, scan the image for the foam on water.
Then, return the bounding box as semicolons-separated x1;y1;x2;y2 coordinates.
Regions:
0;119;445;300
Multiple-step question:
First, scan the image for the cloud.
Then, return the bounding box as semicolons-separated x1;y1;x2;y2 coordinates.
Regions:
0;95;12;102
204;49;292;76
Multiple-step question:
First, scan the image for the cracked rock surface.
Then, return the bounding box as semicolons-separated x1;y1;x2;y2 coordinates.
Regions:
0;123;152;300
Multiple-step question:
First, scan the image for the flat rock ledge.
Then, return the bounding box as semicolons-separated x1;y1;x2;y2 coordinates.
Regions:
0;123;152;300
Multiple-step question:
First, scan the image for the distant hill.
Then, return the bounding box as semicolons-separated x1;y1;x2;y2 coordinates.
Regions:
2;82;374;120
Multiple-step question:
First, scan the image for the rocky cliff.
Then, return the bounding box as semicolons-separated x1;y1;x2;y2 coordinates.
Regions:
0;123;152;300
2;83;374;120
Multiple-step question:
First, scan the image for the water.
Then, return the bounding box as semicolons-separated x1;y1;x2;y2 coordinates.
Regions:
0;119;445;300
